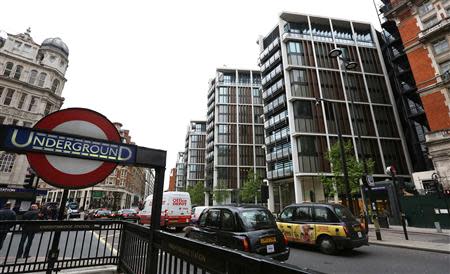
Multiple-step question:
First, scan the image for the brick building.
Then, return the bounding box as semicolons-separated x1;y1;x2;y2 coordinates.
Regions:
378;0;450;190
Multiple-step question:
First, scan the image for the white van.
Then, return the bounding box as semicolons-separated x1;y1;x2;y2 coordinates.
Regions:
138;191;191;230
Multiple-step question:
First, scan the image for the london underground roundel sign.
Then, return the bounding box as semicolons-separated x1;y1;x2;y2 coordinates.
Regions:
26;108;121;189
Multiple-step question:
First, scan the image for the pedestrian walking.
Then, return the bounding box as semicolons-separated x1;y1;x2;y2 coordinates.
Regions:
16;203;39;258
0;202;17;250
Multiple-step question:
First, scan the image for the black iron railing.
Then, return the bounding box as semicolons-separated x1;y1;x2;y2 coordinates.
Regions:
0;220;122;274
0;220;321;274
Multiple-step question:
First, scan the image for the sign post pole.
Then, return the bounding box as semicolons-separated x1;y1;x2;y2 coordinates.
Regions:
46;189;68;274
147;167;165;274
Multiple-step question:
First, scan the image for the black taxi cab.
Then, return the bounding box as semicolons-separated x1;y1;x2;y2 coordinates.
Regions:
277;203;368;254
185;205;289;261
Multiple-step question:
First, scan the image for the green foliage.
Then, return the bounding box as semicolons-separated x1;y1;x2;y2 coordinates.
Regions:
240;169;263;203
213;181;229;205
187;181;205;206
321;140;375;199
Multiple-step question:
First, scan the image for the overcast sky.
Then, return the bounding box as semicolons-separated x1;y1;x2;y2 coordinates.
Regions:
2;0;382;189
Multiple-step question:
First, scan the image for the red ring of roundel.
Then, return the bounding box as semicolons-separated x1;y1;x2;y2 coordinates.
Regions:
27;108;121;189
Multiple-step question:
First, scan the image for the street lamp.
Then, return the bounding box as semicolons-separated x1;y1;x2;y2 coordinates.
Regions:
315;97;352;214
328;48;382;240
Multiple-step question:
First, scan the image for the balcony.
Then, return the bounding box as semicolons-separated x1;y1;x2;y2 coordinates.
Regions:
418;17;450;42
259;37;280;63
266;147;291;162
261;64;283;88
264;94;287;116
260;50;282;74
207;102;215;114
267;165;293;180
265;127;290;146
282;31;311;42
264;110;289;131
262;79;285;101
380;0;410;18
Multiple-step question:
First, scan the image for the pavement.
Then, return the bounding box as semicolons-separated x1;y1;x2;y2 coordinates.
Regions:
368;224;450;254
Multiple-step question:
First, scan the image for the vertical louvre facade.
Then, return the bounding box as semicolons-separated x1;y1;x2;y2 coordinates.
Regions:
205;68;266;204
258;12;412;212
183;121;206;189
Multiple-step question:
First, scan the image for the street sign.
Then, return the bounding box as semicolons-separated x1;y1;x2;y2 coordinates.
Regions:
0;108;136;189
366;175;375;187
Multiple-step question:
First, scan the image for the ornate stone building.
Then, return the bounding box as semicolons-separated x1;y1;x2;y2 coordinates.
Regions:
0;29;69;207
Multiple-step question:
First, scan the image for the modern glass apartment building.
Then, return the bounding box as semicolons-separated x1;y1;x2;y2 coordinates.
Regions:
183;121;206;189
258;12;413;212
175;151;186;191
205;68;266;204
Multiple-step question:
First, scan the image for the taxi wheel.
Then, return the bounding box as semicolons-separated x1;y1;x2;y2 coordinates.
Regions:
318;236;337;255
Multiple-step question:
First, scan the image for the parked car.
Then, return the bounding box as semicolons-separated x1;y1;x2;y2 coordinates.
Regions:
191;206;208;224
66;202;81;219
85;208;112;220
138;192;191;230
115;209;139;221
185;205;289;261
276;202;368;254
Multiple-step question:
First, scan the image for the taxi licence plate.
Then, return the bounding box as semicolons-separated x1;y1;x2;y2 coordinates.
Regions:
357;232;363;238
260;236;277;244
266;244;275;253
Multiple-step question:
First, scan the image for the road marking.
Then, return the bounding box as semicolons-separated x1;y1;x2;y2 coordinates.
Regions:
91;231;118;256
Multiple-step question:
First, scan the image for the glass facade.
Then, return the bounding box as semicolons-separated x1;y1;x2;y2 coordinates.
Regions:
259;12;410;209
206;69;266;200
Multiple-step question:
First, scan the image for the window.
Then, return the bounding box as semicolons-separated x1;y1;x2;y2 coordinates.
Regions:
37;72;47;87
314;207;339;223
440;60;450;74
205;209;221;228
23;121;32;128
44;102;53;115
3;62;13;77
3;89;14;106
239;209;276;231
13;65;23;80
221;210;235;231
0;86;3;101
280;207;295;221
422;16;439;29
17;93;27;109
0;153;16;173
29;70;38;85
433;38;449;55
293;206;313;222
12;119;19;125
0;116;5;124
418;1;434;16
50;79;60;92
28;96;37;111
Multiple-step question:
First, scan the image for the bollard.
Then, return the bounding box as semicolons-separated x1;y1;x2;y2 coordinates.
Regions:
434;221;442;233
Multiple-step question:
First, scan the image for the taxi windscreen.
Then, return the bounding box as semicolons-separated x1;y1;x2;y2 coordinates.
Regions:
239;209;277;231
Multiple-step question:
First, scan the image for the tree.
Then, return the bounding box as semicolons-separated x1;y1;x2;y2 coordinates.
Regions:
320;140;375;201
240;169;263;203
213;182;229;205
187;181;205;206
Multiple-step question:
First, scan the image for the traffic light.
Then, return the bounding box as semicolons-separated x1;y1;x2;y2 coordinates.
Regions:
261;185;269;202
23;173;35;189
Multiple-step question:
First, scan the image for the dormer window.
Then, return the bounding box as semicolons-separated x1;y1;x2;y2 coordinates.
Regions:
37;53;44;63
51;79;60;92
37;72;47;87
3;62;13;77
13;65;23;80
50;55;56;63
29;70;38;85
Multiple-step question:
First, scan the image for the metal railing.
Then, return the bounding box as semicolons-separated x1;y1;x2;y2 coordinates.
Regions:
1;220;321;274
0;220;122;274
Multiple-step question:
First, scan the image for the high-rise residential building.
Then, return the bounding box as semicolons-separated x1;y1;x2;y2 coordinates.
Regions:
175;152;186;191
205;68;265;205
258;12;412;212
377;0;450;190
144;168;155;198
0;29;69;208
183;121;206;190
43;123;147;210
